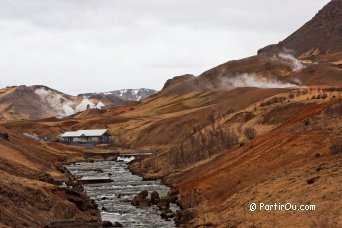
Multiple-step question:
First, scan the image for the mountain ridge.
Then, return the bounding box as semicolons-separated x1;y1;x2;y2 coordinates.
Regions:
0;1;341;227
258;0;342;57
79;88;157;102
0;85;157;121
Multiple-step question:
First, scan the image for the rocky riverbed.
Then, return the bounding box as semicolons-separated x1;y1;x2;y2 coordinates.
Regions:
66;156;179;227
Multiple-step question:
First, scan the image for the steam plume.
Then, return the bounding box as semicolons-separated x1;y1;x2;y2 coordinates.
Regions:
34;88;103;118
274;50;305;72
219;73;297;89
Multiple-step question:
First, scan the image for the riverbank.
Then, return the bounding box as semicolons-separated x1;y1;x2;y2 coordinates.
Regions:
0;128;104;227
129;158;194;227
65;157;180;227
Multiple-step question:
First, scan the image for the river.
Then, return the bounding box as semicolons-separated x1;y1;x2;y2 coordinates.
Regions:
66;156;179;227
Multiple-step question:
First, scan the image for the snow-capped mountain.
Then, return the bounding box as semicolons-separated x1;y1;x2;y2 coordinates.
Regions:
0;85;106;120
0;86;157;120
79;88;157;102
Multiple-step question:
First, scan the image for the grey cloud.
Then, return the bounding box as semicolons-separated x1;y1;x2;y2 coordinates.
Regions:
0;0;330;95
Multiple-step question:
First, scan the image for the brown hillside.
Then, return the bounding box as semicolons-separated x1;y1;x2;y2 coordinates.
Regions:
0;1;341;227
258;0;342;56
165;99;342;227
0;126;102;227
3;52;341;228
0;85;133;121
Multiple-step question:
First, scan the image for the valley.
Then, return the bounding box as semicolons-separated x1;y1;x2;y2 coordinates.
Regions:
0;0;341;227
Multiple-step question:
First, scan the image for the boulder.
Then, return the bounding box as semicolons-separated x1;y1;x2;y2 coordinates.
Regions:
167;189;179;203
157;197;170;210
174;209;195;225
102;221;123;227
150;191;160;205
131;195;140;206
139;190;148;198
160;208;174;221
160;211;170;221
102;221;113;227
131;190;151;207
113;222;123;227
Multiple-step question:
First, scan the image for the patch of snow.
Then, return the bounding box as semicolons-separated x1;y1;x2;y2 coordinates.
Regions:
132;89;138;95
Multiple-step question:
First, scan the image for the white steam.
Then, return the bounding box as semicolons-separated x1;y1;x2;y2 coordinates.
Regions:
75;98;95;112
274;50;305;72
220;73;297;89
34;88;104;118
35;88;74;117
96;102;105;109
63;101;76;116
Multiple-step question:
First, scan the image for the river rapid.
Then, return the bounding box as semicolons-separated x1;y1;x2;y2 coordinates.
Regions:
66;156;179;227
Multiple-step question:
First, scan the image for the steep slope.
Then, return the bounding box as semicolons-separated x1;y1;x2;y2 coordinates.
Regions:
0;127;101;227
258;0;342;57
157;50;342;99
163;98;342;227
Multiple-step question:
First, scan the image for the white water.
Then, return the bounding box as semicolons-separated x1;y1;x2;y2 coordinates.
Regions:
117;156;135;163
66;158;179;227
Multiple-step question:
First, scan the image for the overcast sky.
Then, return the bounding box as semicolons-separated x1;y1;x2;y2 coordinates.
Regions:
0;0;330;95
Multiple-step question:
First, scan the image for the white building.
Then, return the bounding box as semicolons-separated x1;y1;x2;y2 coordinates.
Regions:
59;129;112;144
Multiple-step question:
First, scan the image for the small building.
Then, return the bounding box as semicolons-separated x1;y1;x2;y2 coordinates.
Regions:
59;129;112;144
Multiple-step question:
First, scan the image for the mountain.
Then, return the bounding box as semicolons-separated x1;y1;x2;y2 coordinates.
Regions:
155;1;342;98
0;85;107;120
0;86;157;121
79;88;157;103
258;0;342;57
0;1;341;227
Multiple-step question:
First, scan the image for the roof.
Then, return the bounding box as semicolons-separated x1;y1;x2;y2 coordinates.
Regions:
60;129;111;137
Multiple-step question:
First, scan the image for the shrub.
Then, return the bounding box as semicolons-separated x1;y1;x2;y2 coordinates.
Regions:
330;143;341;155
260;96;287;107
325;101;342;117
303;119;310;126
301;90;309;95
0;132;9;141
321;93;328;99
243;112;254;122
173;126;239;168
244;127;256;140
